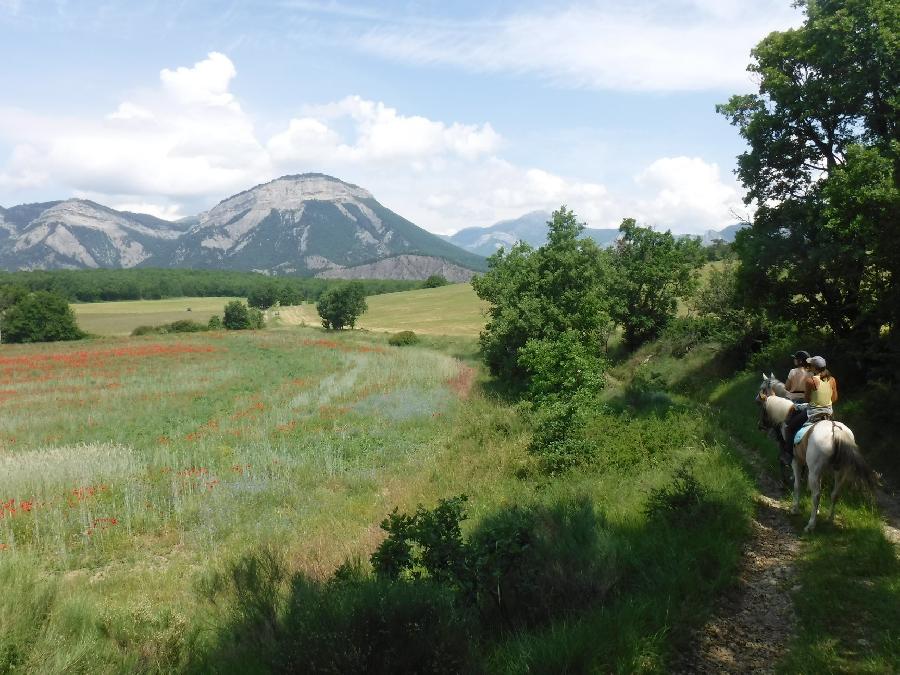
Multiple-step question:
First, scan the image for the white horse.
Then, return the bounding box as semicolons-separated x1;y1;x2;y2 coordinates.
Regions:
756;373;875;532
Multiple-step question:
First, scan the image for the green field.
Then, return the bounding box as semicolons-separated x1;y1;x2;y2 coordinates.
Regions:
277;283;488;336
72;297;240;336
0;321;757;671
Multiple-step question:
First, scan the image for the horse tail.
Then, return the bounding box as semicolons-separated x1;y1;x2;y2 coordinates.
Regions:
831;424;876;492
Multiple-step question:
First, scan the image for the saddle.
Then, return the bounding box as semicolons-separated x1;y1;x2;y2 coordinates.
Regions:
792;415;833;466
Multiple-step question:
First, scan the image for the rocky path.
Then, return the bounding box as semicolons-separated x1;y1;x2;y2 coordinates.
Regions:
675;440;801;674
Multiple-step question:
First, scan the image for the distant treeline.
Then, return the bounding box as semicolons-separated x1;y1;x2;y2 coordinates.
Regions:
0;268;423;303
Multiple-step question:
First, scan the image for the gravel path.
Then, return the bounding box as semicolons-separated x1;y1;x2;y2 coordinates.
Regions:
674;441;800;674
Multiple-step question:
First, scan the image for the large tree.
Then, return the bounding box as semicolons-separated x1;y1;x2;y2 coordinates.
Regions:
472;207;613;389
717;0;899;362
317;282;368;330
2;291;84;344
609;219;702;350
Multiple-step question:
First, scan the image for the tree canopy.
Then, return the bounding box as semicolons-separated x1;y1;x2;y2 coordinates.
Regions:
317;282;368;330
1;290;84;344
717;0;899;366
610;219;702;350
472;207;614;389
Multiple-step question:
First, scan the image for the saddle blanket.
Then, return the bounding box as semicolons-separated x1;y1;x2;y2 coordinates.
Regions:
794;422;814;446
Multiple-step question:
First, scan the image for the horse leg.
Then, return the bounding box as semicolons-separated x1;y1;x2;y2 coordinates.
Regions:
805;466;822;533
791;456;801;514
828;471;846;521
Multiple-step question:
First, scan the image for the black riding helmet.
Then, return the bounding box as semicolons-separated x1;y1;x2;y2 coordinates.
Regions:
792;350;810;361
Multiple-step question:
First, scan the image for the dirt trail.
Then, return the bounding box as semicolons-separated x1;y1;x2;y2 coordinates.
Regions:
675;441;800;674
874;478;900;547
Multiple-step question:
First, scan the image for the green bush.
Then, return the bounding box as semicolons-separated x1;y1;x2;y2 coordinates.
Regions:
196;547;474;674
207;315;223;330
223;301;263;330
422;274;449;289
1;291;84;343
317;282;368;330
130;320;208;336
131;325;163;336
388;330;419;346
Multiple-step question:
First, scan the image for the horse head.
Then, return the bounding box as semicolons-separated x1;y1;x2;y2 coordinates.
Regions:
756;372;786;430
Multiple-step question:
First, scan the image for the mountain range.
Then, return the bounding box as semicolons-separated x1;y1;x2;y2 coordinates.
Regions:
445;211;745;256
0;175;746;280
0;174;485;280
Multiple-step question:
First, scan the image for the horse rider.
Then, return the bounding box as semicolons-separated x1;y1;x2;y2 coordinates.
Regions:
784;350;810;402
781;355;839;465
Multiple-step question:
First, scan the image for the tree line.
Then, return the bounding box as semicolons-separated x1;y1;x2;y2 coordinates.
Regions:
0;268;423;304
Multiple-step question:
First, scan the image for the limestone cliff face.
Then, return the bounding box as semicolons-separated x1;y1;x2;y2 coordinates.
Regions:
315;254;476;282
0;199;182;270
0;174;486;279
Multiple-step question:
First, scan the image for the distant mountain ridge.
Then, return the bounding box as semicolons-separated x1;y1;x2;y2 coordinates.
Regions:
445;211;618;256
0;174;485;280
446;211;746;255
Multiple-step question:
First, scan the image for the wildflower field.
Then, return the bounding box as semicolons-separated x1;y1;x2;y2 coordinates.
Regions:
0;323;757;673
0;327;504;669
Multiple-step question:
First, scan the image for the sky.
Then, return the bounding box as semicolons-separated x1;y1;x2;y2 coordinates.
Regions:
0;0;802;235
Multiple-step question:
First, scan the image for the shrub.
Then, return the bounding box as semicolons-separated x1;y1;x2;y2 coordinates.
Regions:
197;547;474;674
1;291;84;343
526;395;595;474
388;330;419;346
317;282;368;330
644;466;714;526
472;207;614;390
131;325;163;336
517;330;605;403
223;301;264;330
207;315;223;330
248;307;265;330
422;275;449;289
166;319;206;333
247;285;279;310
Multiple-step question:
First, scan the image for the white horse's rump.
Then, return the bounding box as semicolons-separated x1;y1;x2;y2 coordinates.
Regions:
757;375;875;532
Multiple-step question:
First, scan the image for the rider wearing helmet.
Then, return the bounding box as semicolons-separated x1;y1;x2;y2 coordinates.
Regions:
781;355;838;465
784;350;810;402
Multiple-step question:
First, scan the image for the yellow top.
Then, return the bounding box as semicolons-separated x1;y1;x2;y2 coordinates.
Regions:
808;376;834;408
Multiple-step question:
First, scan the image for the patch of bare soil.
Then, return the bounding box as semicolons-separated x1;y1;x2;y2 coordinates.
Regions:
674;443;800;674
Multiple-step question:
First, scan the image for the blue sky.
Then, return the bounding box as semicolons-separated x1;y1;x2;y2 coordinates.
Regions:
0;0;802;233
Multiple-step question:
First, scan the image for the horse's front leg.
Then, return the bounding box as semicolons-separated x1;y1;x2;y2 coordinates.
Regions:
791;457;801;514
805;468;822;533
828;472;845;521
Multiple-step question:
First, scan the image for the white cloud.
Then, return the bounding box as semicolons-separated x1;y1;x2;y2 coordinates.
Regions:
106;102;154;121
159;51;239;109
354;1;801;92
634;156;747;231
268;96;500;164
0;52;748;236
108;201;186;221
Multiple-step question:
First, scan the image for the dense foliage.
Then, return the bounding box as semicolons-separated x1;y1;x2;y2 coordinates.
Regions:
717;0;899;372
422;274;450;288
223;300;265;330
610;218;702;349
472;207;614;389
0;290;84;343
387;330;420;346
0;268;422;304
317;282;369;330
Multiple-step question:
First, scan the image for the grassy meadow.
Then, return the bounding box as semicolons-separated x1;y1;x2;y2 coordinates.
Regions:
72;297;239;336
277;283;488;336
0;314;759;672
